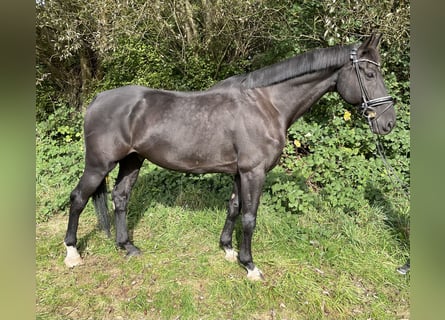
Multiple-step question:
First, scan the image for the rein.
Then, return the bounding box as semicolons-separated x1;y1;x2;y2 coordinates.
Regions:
374;134;410;198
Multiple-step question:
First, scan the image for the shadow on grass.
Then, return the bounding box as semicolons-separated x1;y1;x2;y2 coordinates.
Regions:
77;229;100;253
122;167;310;247
126;169;232;231
364;183;410;249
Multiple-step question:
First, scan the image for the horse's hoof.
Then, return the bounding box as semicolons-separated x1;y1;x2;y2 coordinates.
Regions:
246;267;265;281
397;260;410;275
224;248;238;262
119;241;141;257
64;244;83;268
126;246;141;257
64;255;84;268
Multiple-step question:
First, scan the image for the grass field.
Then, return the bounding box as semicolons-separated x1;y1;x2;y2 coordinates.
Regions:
36;166;409;319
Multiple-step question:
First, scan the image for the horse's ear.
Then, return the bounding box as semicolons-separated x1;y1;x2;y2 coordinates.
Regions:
360;33;382;50
369;33;382;48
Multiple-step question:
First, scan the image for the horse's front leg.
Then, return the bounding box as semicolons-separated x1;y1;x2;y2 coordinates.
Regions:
220;174;241;262
238;168;266;281
64;169;112;268
64;186;87;267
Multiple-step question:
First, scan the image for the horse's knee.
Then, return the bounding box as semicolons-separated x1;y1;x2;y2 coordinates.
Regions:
69;188;86;211
241;212;256;232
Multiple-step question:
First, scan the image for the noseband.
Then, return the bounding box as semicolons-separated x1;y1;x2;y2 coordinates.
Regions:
350;48;394;125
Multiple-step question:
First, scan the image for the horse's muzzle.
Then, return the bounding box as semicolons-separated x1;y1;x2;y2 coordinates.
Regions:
366;99;396;135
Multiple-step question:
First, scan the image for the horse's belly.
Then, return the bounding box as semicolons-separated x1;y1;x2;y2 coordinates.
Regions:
136;136;238;174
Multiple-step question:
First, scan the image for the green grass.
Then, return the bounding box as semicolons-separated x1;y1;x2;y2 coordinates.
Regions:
36;166;409;319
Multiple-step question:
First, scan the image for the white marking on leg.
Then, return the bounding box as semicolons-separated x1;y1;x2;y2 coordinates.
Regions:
64;243;84;268
246;266;264;281
224;248;238;262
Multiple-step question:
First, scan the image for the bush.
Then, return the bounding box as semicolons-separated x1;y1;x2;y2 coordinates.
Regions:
36;105;84;222
98;40;177;91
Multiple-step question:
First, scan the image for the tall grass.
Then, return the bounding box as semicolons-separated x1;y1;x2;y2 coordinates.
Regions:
36;165;409;319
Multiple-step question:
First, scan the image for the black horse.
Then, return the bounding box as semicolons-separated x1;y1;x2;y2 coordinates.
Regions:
64;34;396;280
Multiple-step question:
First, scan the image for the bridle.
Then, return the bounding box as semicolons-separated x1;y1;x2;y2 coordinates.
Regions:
350;48;394;127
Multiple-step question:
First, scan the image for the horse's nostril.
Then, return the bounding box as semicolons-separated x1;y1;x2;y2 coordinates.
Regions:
386;120;395;132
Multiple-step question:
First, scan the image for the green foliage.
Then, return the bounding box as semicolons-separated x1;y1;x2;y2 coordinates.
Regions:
36;105;84;222
36;0;293;118
99;40;175;90
95;37;247;94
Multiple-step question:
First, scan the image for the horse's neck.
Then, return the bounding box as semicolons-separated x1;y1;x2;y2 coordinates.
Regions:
266;70;339;128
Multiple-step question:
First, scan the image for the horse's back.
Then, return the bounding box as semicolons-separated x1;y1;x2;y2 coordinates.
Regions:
82;84;242;173
85;85;153;118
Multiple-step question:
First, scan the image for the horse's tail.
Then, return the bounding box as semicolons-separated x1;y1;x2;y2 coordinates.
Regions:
92;177;112;237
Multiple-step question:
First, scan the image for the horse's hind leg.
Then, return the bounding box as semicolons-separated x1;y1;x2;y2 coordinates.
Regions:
64;166;114;267
112;153;144;256
220;174;242;262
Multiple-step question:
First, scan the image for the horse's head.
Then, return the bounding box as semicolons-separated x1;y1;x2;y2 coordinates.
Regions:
337;33;396;135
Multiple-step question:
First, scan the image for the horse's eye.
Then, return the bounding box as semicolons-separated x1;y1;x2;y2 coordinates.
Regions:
365;71;375;79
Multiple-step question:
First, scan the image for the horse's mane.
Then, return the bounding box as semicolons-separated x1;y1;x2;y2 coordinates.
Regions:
244;43;358;89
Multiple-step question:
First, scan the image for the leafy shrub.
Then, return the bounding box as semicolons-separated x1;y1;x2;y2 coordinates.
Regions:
36;105;84;222
98;38;248;93
99;40;177;91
